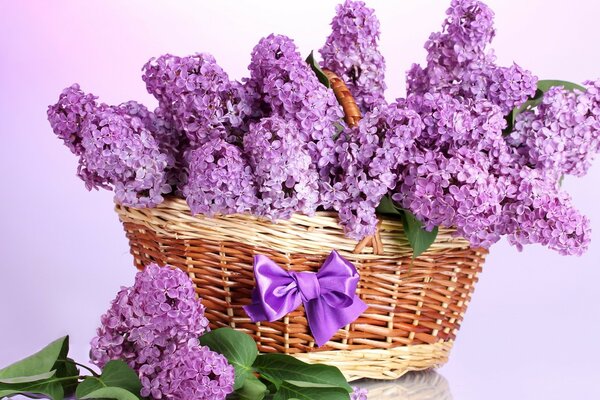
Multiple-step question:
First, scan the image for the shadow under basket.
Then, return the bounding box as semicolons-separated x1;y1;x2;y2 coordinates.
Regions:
116;197;486;381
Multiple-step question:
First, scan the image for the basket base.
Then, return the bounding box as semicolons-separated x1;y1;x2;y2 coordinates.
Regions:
291;341;453;381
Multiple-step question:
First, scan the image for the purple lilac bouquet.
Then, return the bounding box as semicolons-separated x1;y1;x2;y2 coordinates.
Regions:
48;0;600;256
90;263;234;400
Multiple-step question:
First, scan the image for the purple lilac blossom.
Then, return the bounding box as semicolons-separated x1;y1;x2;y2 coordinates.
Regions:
320;0;387;113
509;81;600;177
90;263;210;375
325;105;420;239
243;116;319;220
78;106;173;207
406;0;537;114
142;53;252;147
391;93;508;248
47;84;99;156
351;386;368;400
246;34;344;175
48;87;176;207
140;342;234;400
494;165;591;256
183;138;257;216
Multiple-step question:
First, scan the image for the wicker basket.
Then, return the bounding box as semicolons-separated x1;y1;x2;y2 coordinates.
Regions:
115;70;486;381
116;199;485;381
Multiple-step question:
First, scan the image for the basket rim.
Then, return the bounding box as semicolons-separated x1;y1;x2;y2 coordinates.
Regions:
116;196;477;258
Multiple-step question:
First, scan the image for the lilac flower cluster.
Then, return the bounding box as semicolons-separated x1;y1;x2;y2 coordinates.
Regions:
323;105;420;238
243;116;319;220
142;53;252;147
509;81;600;177
183;138;256;216
47;85;174;207
320;0;387;113
406;0;537;114
48;0;600;256
141;343;234;400
391;94;508;248
351;387;368;400
246;34;344;166
90;263;234;400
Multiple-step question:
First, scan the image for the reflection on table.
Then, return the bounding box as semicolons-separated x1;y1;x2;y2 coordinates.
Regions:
355;370;452;400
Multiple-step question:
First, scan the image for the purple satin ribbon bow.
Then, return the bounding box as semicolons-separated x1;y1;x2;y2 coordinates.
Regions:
243;250;368;347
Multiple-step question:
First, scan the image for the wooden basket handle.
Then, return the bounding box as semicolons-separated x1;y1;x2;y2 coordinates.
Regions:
322;68;362;128
321;68;384;255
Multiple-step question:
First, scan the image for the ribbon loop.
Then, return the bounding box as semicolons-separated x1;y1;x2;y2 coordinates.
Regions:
243;251;368;347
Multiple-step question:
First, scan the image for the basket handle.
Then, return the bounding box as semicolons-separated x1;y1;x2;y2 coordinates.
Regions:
322;68;362;128
321;68;384;255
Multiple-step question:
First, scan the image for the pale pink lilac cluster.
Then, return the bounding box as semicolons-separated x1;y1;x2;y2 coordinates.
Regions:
320;0;386;113
90;263;234;400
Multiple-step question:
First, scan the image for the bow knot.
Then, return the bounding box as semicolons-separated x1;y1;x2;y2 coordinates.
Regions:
243;251;368;347
292;271;321;302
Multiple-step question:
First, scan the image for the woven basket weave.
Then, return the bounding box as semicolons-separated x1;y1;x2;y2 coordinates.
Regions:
116;199;486;381
115;70;486;381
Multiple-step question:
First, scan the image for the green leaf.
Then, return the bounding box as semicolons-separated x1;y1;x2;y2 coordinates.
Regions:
305;51;331;88
0;370;56;384
537;79;586;93
0;380;64;400
81;387;140;400
273;380;350;400
76;360;141;400
0;336;68;382
52;337;79;396
200;327;258;390
402;210;438;258
375;195;402;216
253;354;352;393
235;375;268;400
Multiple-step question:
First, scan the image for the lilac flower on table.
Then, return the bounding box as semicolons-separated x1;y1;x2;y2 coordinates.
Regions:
141;342;234;400
320;0;387;113
183;138;257;216
351;386;368;400
90;264;232;400
90;264;209;371
243;116;319;220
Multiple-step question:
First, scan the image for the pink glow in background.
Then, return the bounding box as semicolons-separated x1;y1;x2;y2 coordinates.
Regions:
1;1;599;399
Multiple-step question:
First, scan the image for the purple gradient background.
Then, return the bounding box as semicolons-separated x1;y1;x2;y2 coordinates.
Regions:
1;1;599;399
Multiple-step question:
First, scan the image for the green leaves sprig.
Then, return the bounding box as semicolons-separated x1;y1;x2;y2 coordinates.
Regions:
0;329;353;400
0;337;143;400
201;328;353;400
